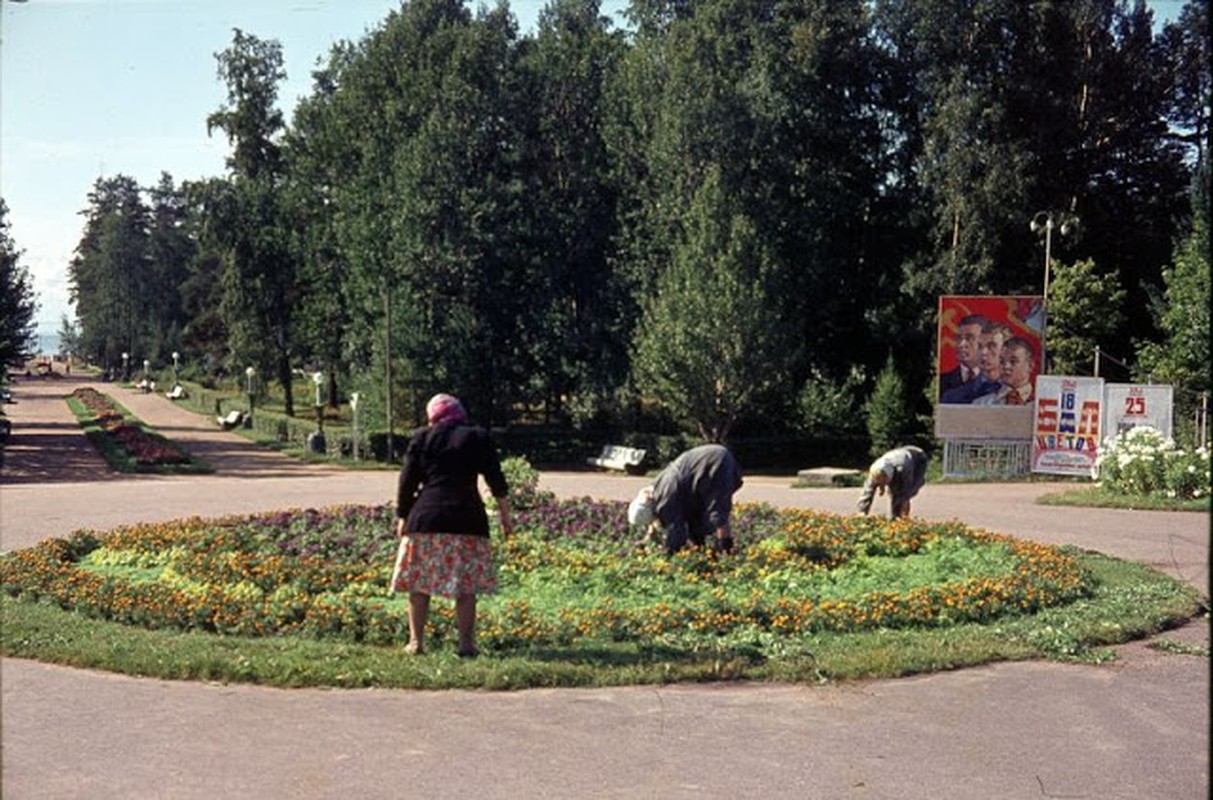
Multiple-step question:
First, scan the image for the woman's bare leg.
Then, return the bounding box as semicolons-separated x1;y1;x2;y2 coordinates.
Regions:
407;592;429;654
455;593;477;656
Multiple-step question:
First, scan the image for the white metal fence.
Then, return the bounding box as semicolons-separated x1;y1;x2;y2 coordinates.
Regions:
942;439;1032;479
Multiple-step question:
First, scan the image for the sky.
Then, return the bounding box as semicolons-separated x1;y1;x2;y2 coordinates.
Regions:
0;0;629;337
0;0;1187;338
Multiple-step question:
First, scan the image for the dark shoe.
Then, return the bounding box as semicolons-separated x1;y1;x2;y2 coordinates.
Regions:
457;646;479;659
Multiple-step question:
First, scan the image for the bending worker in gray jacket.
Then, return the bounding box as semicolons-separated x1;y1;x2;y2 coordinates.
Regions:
628;444;743;554
857;445;929;518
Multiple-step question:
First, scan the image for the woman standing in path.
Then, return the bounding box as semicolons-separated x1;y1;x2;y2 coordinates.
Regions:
393;393;513;657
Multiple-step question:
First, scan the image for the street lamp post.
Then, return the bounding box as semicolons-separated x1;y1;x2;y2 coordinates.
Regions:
1030;211;1079;306
307;371;326;455
350;392;362;461
121;352;129;382
172;351;180;385
1030;210;1078;375
312;371;325;433
245;366;256;425
142;359;151;392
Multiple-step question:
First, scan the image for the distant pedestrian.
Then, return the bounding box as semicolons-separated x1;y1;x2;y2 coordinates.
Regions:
628;443;743;554
857;445;929;519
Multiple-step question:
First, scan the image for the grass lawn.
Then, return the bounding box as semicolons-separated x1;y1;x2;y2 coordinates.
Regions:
1037;485;1210;512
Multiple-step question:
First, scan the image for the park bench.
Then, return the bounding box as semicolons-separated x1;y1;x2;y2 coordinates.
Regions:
586;444;647;474
165;384;186;400
216;410;245;430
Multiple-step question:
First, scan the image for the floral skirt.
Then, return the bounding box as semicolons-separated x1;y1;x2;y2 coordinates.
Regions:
392;533;497;597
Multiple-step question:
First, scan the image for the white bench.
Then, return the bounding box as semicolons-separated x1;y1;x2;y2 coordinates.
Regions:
586;445;647;474
165;385;186;400
216;410;245;430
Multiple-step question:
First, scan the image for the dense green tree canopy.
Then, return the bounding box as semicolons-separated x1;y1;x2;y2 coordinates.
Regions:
47;0;1208;450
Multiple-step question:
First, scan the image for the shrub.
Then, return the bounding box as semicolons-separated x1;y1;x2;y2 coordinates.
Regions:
1094;426;1210;499
863;354;913;457
497;456;556;510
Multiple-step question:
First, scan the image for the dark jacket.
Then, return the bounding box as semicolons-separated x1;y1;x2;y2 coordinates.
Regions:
939;365;978;396
395;423;509;537
941;374;1000;404
652;444;743;542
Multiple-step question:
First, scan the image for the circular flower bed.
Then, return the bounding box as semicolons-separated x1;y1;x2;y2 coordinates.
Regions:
0;499;1094;656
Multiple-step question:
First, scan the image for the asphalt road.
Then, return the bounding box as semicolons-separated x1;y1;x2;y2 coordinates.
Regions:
1;373;1208;799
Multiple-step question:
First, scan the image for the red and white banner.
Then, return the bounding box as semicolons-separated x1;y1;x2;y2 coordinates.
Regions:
1103;383;1173;440
1031;376;1104;476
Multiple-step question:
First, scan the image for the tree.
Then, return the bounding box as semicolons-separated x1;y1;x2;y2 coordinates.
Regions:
631;168;793;442
1044;258;1126;375
1136;186;1210;402
0;200;38;368
518;0;628;420
314;0;482;431
875;0;1190;368
284;55;356;409
178;178;232;373
376;2;533;425
864;354;914;457
1158;0;1209;172
874;0;1034;298
207;30;298;415
145;173;195;362
68;175;152;370
56;315;80;359
612;0;895;430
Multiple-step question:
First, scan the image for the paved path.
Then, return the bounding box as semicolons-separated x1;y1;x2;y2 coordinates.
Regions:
1;373;1208;799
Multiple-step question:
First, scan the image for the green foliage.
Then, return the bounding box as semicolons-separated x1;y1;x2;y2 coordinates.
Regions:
1036;485;1209;512
207;30;298;416
796;367;867;437
1095;426;1211;500
518;0;630;413
631;168;793;441
496;455;556;511
1046;258;1127;375
68;176;153;371
56;315;80;359
58;0;1204;441
864;354;913;457
0;200;37;368
1136;203;1210;399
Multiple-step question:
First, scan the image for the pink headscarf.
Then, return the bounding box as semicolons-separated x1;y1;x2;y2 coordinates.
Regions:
426;393;467;426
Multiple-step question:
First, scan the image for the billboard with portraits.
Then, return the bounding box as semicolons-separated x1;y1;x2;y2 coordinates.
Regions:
935;295;1045;439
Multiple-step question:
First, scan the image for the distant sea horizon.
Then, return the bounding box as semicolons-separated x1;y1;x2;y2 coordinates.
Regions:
34;332;61;356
